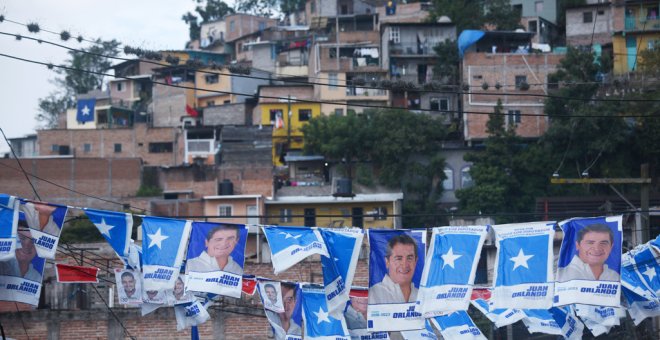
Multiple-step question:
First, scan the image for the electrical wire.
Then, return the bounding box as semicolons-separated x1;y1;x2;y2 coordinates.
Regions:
0;127;41;201
1;51;659;120
2;31;660;106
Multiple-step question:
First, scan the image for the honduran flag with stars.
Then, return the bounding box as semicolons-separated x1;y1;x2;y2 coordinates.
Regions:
418;225;488;316
262;226;328;274
491;222;555;309
319;228;363;311
430;310;487;340
301;284;350;340
142;216;192;291
84;208;134;262
76;98;95;123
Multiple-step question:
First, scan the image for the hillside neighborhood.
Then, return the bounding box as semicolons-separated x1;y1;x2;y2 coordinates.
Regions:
1;0;660;339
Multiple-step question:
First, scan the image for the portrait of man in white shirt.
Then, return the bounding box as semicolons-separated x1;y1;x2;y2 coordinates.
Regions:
186;224;242;275
557;223;619;282
369;233;419;304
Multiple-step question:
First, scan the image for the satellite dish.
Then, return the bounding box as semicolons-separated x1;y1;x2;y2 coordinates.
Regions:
437;16;452;23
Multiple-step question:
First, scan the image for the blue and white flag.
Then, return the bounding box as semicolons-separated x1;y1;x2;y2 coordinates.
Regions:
491;222;555;309
262;226;328;274
76;98;95;123
470;298;525;328
0;228;46;306
174;300;211;331
258;279;303;340
125;240;142;271
521;309;562;336
430;311;486;340
574;304;623;337
620;252;660;325
548;306;584;340
142;216;192;291
20;200;68;259
302;284;350;340
629;242;660;294
84;208;133;261
185;222;247;298
555;216;622;307
368;229;426;332
320;228;363;311
0;194;19;261
418;226;487;316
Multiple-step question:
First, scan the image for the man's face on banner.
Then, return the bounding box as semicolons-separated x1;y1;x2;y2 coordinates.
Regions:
265;286;278;304
146;290;159;300
16;230;37;264
385;242;417;285
122;274;136;296
206;228;238;258
282;285;296;319
174;277;185;298
576;231;613;266
351;296;368;318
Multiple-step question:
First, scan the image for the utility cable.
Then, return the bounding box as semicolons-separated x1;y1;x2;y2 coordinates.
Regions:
1;51;659;119
0;127;41;201
2;31;660;105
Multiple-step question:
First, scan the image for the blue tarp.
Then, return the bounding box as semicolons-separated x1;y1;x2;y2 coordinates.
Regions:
458;30;485;58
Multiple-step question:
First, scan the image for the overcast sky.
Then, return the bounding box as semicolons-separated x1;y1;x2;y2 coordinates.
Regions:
0;0;239;153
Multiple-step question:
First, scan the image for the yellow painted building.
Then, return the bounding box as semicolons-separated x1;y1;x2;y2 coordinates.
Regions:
257;85;321;166
612;2;660;75
264;193;403;229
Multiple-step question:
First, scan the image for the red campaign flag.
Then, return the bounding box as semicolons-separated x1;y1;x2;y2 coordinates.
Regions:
55;263;99;283
349;288;369;298
470;288;491;301
242;276;257;295
186;104;199;117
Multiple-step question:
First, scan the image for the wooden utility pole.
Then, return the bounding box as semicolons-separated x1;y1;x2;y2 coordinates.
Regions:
550;163;652;242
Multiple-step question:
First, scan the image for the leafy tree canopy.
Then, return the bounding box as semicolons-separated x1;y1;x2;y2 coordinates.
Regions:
37;39;120;128
182;0;236;41
429;0;521;32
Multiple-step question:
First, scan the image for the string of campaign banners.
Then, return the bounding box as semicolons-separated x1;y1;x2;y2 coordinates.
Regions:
2;194;660;339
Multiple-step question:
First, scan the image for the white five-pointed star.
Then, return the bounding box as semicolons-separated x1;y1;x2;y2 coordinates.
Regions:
279;231;301;239
147;228;169;249
94;217;114;238
314;307;331;324
81;105;91;115
510;249;534;270
643;266;657;281
441;247;462;269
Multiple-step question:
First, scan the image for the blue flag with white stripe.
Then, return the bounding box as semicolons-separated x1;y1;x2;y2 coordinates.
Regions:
262;226;328;274
621;250;660;325
84;208;133;261
630;242;660;294
400;319;438;340
302;284;350;340
0;195;19;261
492;222;555;309
470;298;525;328
320;228;363;311
555;216;622;307
76;98;95;123
142;216;192;291
20;200;68;259
418;226;487;316
548;306;584;340
430;311;486;340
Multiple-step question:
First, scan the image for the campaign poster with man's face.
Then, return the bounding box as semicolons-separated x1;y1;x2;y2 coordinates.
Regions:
167;274;194;305
20;201;68;259
143;286;167;305
259;280;285;313
115;268;142;305
555;216;623;307
261;281;303;340
368;229;426;332
185;222;248;297
0;228;46;306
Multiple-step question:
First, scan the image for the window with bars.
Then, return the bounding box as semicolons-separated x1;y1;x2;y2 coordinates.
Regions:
218;205;232;217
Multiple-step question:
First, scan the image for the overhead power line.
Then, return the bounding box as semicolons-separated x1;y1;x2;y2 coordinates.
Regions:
2;30;660;106
1;51;659;119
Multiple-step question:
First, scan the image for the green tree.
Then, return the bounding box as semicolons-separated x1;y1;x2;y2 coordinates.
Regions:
430;0;520;32
303;109;448;227
37;39;120;128
182;0;236;41
235;0;305;17
432;39;460;85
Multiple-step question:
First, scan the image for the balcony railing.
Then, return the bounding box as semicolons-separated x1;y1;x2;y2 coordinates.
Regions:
346;87;386;97
389;42;436;56
625;14;660;31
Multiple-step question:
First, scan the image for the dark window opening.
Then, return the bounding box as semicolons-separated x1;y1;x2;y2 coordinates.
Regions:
149;142;173;153
298;109;312;122
352;207;363;228
304;208;316;227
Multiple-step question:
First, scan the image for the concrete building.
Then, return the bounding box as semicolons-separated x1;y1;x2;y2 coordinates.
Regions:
611;0;660;74
565;1;615;47
511;0;561;44
461;30;564;142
